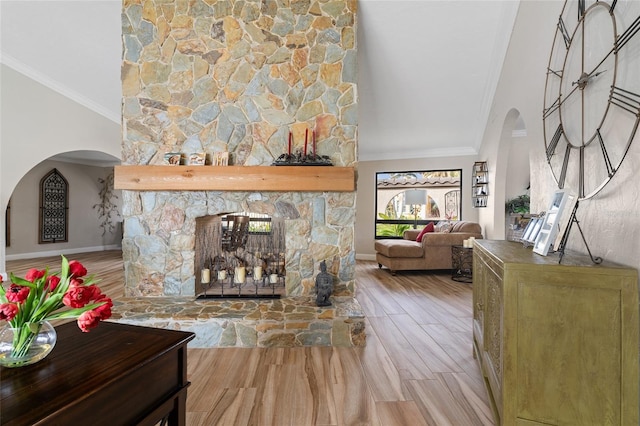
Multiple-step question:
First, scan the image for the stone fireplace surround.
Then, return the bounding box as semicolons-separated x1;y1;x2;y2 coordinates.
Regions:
113;188;365;348
115;0;361;347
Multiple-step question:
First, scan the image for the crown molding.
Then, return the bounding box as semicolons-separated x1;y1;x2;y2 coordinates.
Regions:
0;52;120;124
358;145;478;162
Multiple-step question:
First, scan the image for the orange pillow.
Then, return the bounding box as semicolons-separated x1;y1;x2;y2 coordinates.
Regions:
416;222;435;242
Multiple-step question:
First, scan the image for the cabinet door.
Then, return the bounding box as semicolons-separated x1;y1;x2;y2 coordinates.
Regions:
472;254;485;354
482;263;503;419
514;275;625;425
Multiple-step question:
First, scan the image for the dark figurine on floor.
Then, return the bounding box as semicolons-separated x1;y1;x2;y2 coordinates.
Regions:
315;261;333;306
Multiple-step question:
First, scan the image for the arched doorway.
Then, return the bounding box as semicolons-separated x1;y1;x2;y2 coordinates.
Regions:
4;150;121;259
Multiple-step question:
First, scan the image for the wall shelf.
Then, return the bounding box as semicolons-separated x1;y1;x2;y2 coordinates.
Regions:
114;165;356;192
472;161;489;208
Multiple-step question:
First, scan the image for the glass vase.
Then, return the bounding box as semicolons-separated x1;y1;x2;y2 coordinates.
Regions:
0;321;57;368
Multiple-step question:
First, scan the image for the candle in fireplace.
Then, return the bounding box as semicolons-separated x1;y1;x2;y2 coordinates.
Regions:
254;266;263;280
201;268;210;284
235;266;246;284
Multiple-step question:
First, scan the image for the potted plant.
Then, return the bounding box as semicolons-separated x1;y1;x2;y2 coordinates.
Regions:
505;194;530;215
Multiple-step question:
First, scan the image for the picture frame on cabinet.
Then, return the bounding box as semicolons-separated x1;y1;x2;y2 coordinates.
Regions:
552;192;578;252
533;189;570;256
522;215;542;246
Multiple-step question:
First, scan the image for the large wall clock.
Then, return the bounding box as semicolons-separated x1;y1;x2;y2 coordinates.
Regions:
543;0;640;200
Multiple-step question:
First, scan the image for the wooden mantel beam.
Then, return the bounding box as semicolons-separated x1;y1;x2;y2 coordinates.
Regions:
114;165;356;192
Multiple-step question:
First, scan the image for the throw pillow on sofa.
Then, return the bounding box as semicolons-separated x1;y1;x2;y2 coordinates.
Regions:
435;220;453;233
416;222;435;242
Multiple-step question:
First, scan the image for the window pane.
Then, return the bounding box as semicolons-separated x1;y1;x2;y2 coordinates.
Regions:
375;170;462;238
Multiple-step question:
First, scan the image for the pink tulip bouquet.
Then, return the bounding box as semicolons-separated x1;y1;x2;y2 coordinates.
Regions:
0;255;113;362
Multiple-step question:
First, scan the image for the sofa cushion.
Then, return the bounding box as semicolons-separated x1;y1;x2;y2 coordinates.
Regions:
374;239;424;258
416;222;435;242
450;221;482;234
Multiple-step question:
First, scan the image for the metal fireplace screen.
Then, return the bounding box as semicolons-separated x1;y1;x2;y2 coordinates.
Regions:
195;213;286;299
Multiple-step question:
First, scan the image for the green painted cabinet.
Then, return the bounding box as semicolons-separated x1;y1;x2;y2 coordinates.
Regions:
473;240;639;425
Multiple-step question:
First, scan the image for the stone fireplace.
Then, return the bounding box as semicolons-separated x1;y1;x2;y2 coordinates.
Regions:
114;0;362;347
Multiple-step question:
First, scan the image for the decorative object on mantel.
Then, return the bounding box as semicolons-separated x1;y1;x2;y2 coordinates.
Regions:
164;152;182;165
212;151;229;166
315;261;333;307
272;127;333;166
0;256;113;367
187;153;206;166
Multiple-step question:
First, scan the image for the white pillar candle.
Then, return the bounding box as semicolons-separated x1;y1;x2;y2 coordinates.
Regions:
218;270;227;280
235;266;246;284
269;273;279;284
253;266;263;280
200;268;210;283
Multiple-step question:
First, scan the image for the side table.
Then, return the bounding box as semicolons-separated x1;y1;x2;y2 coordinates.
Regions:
451;245;473;283
1;321;195;426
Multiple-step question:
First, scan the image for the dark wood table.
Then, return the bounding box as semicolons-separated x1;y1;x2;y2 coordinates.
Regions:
1;321;195;425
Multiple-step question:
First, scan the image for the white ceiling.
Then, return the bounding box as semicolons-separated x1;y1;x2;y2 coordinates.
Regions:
0;0;519;163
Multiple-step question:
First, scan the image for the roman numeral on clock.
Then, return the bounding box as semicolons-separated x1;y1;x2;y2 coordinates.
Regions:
558;17;571;49
615;15;640;52
596;129;615;178
547;67;562;79
578;0;585;19
546;124;564;161
543;96;561;120
558;144;572;189
578;146;585;199
610;86;640;116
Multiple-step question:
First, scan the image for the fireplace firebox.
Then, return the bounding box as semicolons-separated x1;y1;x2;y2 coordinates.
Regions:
195;213;286;299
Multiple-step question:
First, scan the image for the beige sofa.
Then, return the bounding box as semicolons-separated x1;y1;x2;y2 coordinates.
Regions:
375;221;483;274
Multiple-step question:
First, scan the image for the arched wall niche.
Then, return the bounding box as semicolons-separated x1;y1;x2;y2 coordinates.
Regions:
481;108;533;239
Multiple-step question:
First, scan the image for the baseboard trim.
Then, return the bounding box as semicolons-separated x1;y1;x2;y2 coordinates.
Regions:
356;253;376;262
5;245;121;261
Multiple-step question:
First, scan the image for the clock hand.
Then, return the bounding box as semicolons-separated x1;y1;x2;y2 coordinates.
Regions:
572;70;607;88
560;83;581;104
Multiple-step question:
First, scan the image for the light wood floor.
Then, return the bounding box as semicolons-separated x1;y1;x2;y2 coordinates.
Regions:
7;251;494;426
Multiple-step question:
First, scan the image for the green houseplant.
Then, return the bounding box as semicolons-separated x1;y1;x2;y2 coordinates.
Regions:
505;194;530;215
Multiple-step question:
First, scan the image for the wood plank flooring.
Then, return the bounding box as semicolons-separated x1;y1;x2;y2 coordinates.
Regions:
6;252;494;425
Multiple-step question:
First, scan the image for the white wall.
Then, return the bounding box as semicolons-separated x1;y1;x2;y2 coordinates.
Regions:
356;155;480;260
478;0;640;269
1;65;121;269
6;160;121;259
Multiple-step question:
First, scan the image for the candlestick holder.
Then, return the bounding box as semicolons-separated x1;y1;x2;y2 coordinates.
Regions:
272;151;333;166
